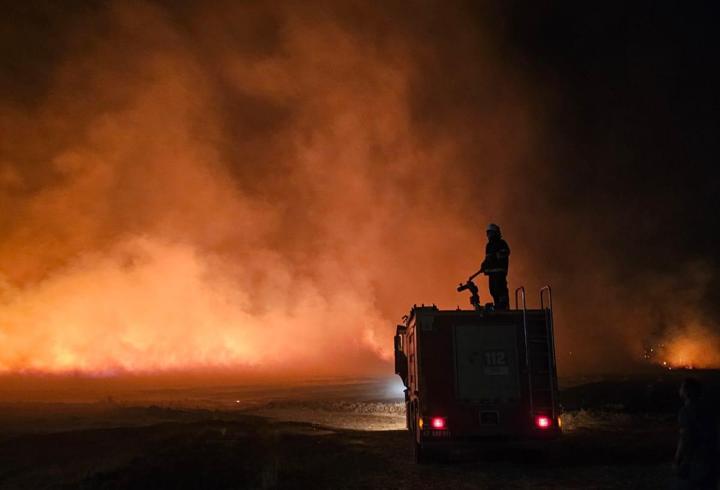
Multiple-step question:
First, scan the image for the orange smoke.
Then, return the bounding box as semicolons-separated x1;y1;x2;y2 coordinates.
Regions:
0;2;532;377
0;237;394;374
5;2;713;381
660;324;720;369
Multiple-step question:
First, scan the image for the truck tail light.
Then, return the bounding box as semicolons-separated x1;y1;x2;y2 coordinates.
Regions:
535;415;551;429
430;417;447;430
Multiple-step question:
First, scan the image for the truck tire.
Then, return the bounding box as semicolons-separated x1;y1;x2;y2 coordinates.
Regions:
411;405;433;464
414;440;429;464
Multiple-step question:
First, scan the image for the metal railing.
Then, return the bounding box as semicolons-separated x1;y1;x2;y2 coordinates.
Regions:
515;286;533;416
539;286;557;422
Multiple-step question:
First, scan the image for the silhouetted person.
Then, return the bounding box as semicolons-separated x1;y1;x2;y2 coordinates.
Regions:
470;223;510;310
674;377;718;490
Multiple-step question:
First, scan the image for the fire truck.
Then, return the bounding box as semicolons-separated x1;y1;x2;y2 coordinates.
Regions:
394;285;560;463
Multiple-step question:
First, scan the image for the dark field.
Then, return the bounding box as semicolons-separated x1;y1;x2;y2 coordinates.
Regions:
0;371;717;489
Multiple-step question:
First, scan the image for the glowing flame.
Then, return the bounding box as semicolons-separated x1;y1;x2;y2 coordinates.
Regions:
652;324;720;369
0;238;392;375
664;333;720;369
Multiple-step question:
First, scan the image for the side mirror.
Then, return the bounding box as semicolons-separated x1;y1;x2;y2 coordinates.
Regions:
394;334;403;352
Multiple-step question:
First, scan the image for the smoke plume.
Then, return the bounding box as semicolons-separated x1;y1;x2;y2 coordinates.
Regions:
1;1;718;380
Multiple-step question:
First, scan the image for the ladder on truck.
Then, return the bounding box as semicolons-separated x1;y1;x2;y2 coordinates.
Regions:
514;286;557;424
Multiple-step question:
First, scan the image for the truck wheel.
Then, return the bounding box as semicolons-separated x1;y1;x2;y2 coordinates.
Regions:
414;440;430;464
410;405;428;464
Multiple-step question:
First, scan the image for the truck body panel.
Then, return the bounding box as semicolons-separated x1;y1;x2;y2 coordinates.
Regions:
395;294;560;460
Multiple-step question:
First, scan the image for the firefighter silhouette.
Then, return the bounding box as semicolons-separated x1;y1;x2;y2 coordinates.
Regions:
469;223;510;310
674;377;718;489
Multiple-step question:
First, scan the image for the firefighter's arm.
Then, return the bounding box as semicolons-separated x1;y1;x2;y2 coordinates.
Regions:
674;413;690;469
674;428;686;468
674;439;683;465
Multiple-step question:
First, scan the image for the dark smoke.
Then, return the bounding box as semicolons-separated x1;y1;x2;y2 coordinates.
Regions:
1;0;718;378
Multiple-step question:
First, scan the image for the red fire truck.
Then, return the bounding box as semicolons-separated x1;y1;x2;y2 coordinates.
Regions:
394;286;560;463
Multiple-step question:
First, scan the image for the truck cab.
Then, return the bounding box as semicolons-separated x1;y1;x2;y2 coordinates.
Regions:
394;287;560;463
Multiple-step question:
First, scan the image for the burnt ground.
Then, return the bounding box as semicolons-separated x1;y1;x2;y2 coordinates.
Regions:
0;371;717;490
0;410;676;490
